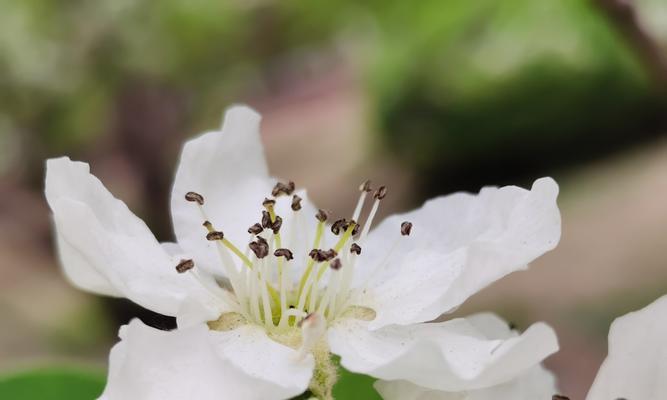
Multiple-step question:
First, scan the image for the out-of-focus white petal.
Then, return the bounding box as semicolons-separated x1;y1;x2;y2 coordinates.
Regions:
170;105;320;277
210;324;314;395
45;157;226;320
329;316;558;392
99;319;306;400
355;177;560;329
375;365;557;400
373;313;558;400
586;294;667;400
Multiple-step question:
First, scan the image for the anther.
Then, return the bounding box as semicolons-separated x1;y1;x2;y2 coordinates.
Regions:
202;220;213;230
345;219;360;235
315;209;329;223
175;259;195;273
261;211;271;229
330;258;342;270
359;179;372;192
331;218;347;235
271;215;283;234
291;194;302;211
249;240;269;259
206;231;224;241
373;186;387;200
350;243;361;255
274;248;294;261
262;198;276;208
400;221;413;236
185;191;205;205
552;396;570;400
309;248;338;262
272;181;295;197
248;223;263;235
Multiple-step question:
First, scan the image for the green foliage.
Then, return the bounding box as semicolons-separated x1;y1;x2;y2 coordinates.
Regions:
0;367;105;400
333;366;382;400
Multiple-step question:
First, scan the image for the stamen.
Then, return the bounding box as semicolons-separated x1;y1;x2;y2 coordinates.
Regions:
206;231;225;241
345;219;360;236
350;243;361;255
291;194;302;211
248;223;263;235
309;248;337;262
359;185;387;241
352;180;372;222
261;210;271;229
274;248;294;260
249;238;269;259
175;259;195;273
400;221;413;236
330;258;342;270
373;186;387;200
331;218;347;235
270;215;283;234
185;191;204;205
359;179;372;193
272;181;296;197
262;198;276;208
316;209;329;222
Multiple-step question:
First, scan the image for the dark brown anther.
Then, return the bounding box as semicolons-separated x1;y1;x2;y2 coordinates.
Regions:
291;194;303;211
256;236;268;246
400;221;413;236
272;181;296;197
271;215;283;234
185;191;205;205
206;231;224;241
322;248;338;261
552;396;570;400
330;258;342;270
346;220;360;235
262;198;276;208
274;248;294;261
202;220;213;230
249;240;269;259
315;209;329;223
309;248;337;262
373;186;387;200
350;243;361;255
331;218;347;235
248;223;263;235
261;210;271;229
359;180;372;192
175;259;195;273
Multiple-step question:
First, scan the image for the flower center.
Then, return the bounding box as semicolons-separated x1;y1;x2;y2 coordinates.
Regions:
178;180;408;333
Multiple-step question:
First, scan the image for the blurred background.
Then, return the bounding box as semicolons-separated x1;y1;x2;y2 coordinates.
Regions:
1;0;666;398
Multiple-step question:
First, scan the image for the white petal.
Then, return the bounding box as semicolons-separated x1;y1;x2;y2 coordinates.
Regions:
170;106;319;277
99;319;305;400
586;294;667;400
375;365;557;400
209;324;314;395
170;106;271;275
355;177;560;328
329;316;558;392
45;157;225;320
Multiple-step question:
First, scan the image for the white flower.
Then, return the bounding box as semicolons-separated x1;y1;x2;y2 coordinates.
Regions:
374;313;558;400
45;105;561;399
586;294;667;400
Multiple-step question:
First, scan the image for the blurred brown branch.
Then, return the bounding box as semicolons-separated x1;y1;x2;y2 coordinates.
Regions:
594;0;667;88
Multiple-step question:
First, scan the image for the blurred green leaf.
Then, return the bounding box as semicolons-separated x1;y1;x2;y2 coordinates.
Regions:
0;367;105;400
333;366;382;400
